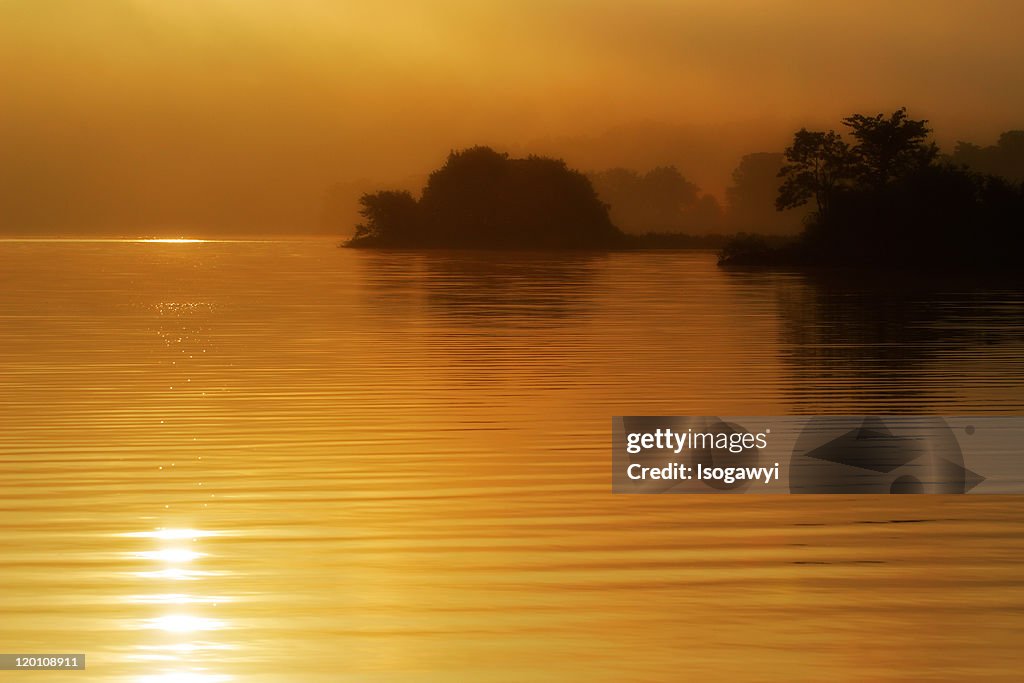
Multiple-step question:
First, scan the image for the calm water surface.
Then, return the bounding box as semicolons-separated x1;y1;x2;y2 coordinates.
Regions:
1;239;1023;681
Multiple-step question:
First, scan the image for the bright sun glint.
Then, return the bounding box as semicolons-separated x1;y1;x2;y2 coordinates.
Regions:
148;614;224;633
135;548;204;563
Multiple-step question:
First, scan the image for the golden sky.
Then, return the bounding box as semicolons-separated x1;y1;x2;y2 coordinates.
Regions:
2;0;1022;233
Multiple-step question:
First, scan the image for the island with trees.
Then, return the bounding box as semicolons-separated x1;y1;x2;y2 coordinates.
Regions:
719;108;1024;271
344;146;798;251
344;110;1023;269
346;146;628;249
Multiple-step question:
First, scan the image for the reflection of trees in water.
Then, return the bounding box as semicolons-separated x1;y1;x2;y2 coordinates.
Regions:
353;251;606;389
355;251;604;327
769;271;1024;411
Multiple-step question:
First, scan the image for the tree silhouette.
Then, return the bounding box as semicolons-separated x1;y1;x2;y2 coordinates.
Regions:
353;190;418;243
723;108;1024;271
586;165;723;233
951;130;1024;183
841;107;937;188
348;147;625;249
726;152;806;233
776;129;852;217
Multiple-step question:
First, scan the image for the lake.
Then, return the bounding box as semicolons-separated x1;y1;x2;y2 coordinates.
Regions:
1;239;1022;681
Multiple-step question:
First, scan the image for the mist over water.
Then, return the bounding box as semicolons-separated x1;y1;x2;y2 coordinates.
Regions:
1;240;1022;681
5;0;1024;679
3;1;1023;234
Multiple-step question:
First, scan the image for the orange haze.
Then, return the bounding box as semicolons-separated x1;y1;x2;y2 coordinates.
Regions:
2;0;1022;234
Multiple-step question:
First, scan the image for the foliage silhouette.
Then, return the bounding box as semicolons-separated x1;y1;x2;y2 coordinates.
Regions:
348;147;626;249
841;107;938;188
587;166;723;233
950;131;1024;183
726;152;804;234
776;130;852;217
721;108;1024;272
351;190;419;244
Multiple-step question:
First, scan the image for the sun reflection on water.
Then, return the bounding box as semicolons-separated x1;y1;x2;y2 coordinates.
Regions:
134;548;205;563
138;238;206;244
125;527;235;683
146;614;226;633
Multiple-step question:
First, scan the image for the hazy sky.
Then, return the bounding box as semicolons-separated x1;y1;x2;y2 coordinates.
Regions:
2;0;1022;234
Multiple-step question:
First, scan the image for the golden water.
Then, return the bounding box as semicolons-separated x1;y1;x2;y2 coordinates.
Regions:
1;240;1022;681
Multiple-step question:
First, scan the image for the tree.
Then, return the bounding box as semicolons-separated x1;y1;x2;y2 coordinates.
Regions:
841;107;937;188
353;190;418;243
776;129;852;217
642;166;700;211
347;147;625;248
727;152;805;233
689;194;725;232
726;108;1024;270
951;130;1024;183
587;166;702;233
587;165;727;233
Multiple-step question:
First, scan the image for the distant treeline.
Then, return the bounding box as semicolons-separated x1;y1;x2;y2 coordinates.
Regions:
949;132;1024;183
720;108;1024;271
345;115;1024;263
344;147;790;251
343;152;812;247
586;155;809;236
